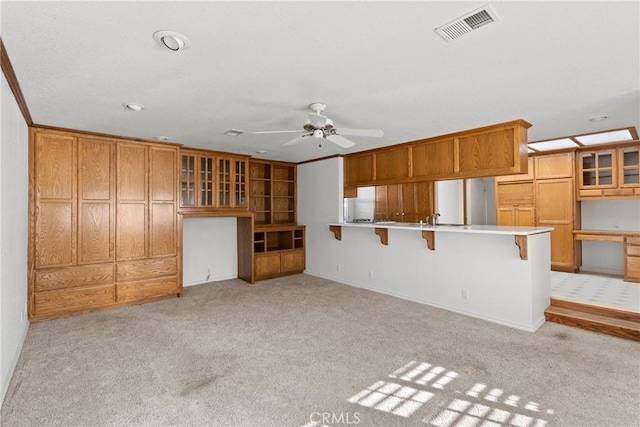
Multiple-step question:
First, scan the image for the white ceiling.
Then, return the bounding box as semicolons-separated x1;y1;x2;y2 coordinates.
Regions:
2;1;639;163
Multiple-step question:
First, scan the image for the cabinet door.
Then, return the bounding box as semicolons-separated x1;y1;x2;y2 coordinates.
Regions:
401;183;418;222
344;153;374;185
374;186;389;221
199;155;215;207
180;154;196;207
578;150;616;189
514;207;535;226
281;250;305;272
150;146;177;258
457;127;517;174
535;152;574;180
536;178;575;271
619;147;640;188
78;137;114;264
234;158;248;208
255;253;281;277
34;132;76;268
375;147;409;182
411;138;456;179
387;184;401;221
218;157;232;207
116;143;148;261
415;181;435;223
496;207;516;226
496;182;534;207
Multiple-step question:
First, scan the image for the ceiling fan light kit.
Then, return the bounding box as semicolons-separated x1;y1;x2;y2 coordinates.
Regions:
249;102;383;149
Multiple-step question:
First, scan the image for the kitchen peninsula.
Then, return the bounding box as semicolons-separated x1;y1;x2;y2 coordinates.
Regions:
327;222;554;332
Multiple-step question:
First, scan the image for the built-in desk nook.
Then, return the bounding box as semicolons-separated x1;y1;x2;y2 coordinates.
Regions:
573;229;640;282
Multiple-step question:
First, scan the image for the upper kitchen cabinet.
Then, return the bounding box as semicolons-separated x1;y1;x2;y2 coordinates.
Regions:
535;152;574;179
577;145;640;200
179;149;250;212
495;157;535;183
343;120;531;187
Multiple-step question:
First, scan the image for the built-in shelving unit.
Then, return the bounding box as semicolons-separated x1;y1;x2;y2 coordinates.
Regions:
249;160;296;225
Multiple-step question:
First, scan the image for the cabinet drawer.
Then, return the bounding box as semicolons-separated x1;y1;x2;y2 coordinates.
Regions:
34;284;115;319
116;278;178;302
603;188;635;196
626;256;640;282
255;253;281;277
579;189;603;198
116;257;177;282
282;250;305;272
627;245;640;256
626;237;640;245
35;264;115;292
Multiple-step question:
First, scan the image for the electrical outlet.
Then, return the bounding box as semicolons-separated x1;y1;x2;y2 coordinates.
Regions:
368;271;374;279
461;290;469;300
336;264;341;272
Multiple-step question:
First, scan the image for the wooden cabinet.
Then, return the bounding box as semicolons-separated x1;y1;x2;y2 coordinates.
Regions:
250;226;305;282
249;160;296;225
577;145;640;199
495;182;536;227
29;128;181;321
180;150;215;208
536;178;578;272
624;237;640;283
374;182;434;223
496;152;579;272
179;150;249;211
217;155;248;209
344;120;531;187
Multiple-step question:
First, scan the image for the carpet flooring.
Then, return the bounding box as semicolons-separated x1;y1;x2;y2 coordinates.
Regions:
1;274;639;427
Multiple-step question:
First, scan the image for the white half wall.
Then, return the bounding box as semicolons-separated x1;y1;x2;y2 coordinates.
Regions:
580;200;640;274
298;158;549;332
182;217;238;286
1;73;30;405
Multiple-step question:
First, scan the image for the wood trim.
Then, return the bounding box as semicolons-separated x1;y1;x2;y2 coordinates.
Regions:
551;297;640;322
374;227;388;245
545;304;639;342
296;154;343;165
421;230;435;250
329;225;342;241
31;124;183;148
1;38;33;125
514;235;528;260
573;229;639;239
179;210;254;219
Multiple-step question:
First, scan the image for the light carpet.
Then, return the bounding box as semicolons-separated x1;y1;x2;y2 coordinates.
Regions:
2;274;639;426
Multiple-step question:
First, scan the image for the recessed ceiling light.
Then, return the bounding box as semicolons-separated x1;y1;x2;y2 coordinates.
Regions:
588;115;609;122
256;150;268;154
575;129;634;146
153;136;169;141
224;129;245;136
122;102;144;112
153;31;191;51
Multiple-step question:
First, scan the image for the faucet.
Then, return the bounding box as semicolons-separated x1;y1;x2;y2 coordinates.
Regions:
428;213;441;225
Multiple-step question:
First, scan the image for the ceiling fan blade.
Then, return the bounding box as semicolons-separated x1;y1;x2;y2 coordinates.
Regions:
308;112;327;129
326;134;356;148
336;128;384;137
252;130;306;134
283;134;310;146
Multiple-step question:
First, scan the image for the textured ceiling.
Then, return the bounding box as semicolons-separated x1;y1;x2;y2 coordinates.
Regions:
1;1;639;163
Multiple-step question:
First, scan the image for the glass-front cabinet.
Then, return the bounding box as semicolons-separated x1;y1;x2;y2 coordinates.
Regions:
578;145;640;199
179;149;249;210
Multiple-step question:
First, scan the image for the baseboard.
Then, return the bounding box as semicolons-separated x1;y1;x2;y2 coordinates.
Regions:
183;274;238;287
305;270;544;333
577;266;625;276
1;319;29;407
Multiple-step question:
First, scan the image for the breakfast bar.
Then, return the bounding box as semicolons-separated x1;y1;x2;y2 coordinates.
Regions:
319;222;554;331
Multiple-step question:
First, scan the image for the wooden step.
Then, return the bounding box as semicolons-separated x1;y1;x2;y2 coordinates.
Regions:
545;301;640;342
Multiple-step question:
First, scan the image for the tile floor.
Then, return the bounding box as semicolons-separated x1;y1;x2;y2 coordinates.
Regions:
550;271;640;312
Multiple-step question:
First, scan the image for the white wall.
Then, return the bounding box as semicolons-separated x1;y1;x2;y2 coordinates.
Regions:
1;73;30;405
580;200;640;274
182;217;237;286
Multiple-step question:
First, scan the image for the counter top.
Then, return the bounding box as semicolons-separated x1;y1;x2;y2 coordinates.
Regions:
329;222;554;236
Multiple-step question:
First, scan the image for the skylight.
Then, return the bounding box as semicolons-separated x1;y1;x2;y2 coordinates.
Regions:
527;138;578;152
574;129;634;146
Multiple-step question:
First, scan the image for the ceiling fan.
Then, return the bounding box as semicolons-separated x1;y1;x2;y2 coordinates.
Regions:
251;102;384;148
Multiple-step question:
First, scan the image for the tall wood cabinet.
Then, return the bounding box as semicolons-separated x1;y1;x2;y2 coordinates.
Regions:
495;152;579;271
29;128;181;321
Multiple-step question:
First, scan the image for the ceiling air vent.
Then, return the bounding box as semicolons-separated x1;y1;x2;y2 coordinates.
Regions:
435;4;500;42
